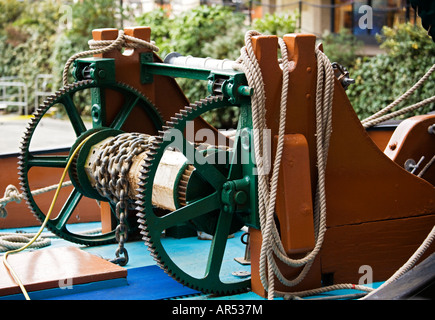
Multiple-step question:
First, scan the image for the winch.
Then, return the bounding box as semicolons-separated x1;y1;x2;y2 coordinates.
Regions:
15;26;435;298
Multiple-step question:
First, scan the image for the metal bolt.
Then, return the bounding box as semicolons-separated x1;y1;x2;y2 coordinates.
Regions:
234;191;247;205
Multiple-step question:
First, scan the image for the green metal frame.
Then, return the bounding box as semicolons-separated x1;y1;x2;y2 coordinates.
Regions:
136;93;259;294
140;52;253;104
18;57;164;246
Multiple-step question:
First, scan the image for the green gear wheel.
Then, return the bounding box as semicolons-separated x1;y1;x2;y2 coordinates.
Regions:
135;96;251;295
18;80;163;246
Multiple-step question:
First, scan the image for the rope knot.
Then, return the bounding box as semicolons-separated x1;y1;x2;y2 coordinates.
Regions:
0;185;23;218
63;30;159;86
4;185;22;203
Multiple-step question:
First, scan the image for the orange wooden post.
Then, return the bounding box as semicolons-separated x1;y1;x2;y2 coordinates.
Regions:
248;32;435;297
275;134;315;254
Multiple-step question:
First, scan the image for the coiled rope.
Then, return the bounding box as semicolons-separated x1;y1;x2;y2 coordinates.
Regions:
0;233;51;252
62;29;159;86
0;181;103;252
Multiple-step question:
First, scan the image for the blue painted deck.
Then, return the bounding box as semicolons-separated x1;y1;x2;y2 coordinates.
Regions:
0;223;379;301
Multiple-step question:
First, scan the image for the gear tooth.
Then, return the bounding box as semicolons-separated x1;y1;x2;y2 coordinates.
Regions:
136;211;145;218
135;193;144;201
153;136;163;143
136;182;145;189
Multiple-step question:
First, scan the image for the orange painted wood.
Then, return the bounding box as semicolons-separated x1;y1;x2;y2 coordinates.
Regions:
366;128;395;151
250;227;321;296
384;114;435;185
0;153;100;229
0;246;127;296
275;134;315;254
248;33;435;297
321;214;435;284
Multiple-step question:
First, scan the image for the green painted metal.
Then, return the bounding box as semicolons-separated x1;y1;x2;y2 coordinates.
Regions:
136;95;258;294
70;128;123;201
72;57;116;85
140;52;253;104
18;80;164;246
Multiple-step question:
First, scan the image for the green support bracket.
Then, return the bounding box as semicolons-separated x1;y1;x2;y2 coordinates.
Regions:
140;52;253;104
72;58;118;127
72;57;116;85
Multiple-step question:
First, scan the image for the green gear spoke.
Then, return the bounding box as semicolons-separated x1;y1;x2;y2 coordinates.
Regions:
27;155;69;168
59;93;87;136
51;188;82;232
110;95;141;130
183;138;227;190
153;192;220;232
205;208;233;278
19;80;163;246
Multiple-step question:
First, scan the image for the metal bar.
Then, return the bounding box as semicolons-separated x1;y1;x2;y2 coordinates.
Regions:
142;61;212;81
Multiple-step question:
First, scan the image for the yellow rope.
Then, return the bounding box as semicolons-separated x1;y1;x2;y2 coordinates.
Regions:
2;134;94;300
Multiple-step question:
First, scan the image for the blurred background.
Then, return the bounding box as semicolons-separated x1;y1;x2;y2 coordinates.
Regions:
0;0;433;139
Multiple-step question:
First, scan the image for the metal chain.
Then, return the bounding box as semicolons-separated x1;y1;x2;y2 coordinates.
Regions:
90;131;232;265
91;132;152;266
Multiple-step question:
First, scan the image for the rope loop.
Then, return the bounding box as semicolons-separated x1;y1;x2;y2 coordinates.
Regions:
62;30;160;86
362;63;435;128
234;32;339;300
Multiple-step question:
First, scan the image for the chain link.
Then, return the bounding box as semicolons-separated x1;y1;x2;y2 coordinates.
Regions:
90;132;232;266
91;132;151;266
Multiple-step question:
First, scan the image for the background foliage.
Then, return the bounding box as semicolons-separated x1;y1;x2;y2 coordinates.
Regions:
0;1;433;126
136;5;298;128
347;23;435;120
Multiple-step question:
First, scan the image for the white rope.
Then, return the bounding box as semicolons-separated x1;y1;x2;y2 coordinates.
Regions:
0;182;73;218
235;33;435;300
363;95;435;128
234;32;337;300
362;63;435;128
62;30;159;86
0;233;51;252
0;181;106;251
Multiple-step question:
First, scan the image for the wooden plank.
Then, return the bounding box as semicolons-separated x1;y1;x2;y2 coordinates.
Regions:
321;214;435;285
365;253;435;300
0;246;127;296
